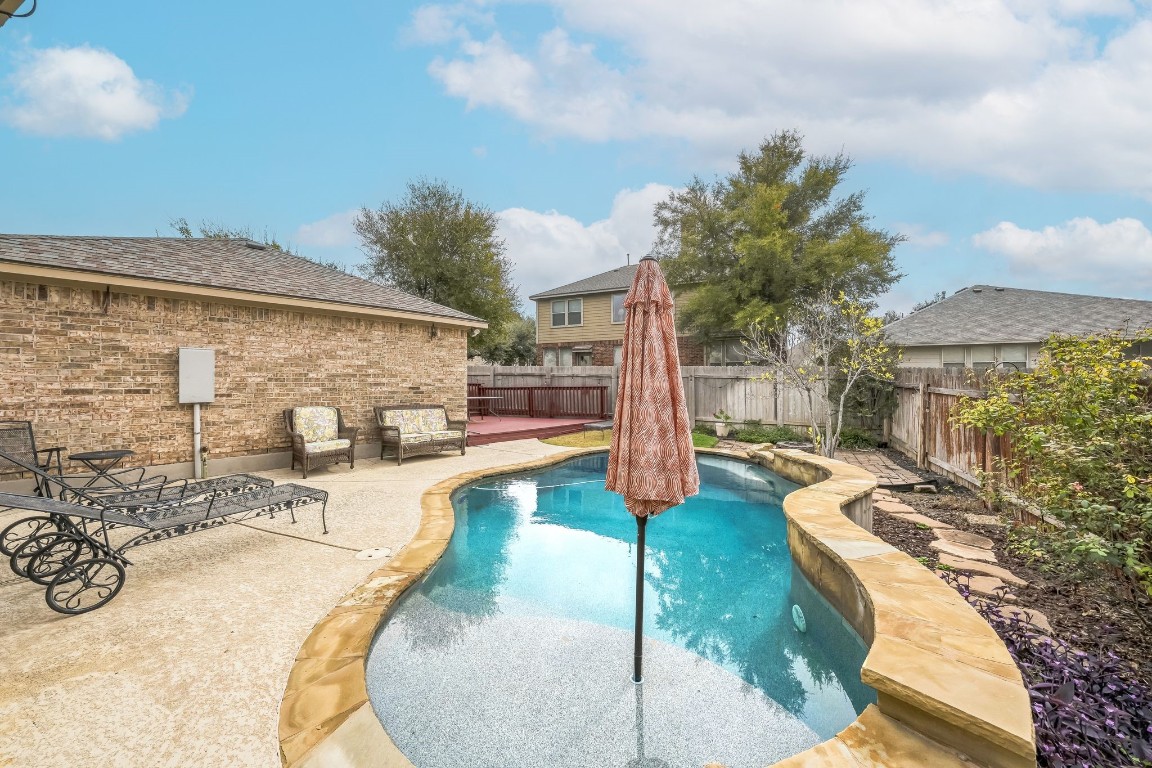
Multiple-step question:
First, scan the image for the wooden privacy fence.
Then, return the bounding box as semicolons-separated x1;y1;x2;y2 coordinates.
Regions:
467;365;831;427
888;368;1012;491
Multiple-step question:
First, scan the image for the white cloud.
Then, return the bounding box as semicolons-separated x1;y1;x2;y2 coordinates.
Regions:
895;223;950;249
498;183;675;304
2;44;189;140
972;217;1152;290
294;209;359;248
413;1;1152;196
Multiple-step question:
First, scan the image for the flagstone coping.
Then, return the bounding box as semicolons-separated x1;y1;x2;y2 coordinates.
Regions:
278;446;1035;768
755;448;1035;768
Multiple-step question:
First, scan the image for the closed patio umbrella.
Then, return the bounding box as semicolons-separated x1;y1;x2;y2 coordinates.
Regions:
605;255;699;684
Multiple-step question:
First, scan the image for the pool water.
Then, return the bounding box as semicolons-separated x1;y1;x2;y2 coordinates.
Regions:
367;453;874;767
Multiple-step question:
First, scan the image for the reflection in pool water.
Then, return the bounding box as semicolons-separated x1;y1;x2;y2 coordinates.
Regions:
367;453;875;767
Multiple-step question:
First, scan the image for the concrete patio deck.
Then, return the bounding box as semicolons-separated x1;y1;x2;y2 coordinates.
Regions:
0;438;565;768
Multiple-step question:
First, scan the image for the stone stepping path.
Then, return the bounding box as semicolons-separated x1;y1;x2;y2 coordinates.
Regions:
936;529;996;549
873;491;1051;632
937;554;1029;587
890;512;953;529
930;538;998;563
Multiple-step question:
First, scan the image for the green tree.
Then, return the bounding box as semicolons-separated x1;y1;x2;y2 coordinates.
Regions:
472;314;535;364
954;330;1152;612
653;131;902;340
168;218;349;271
911;290;947;312
354;179;519;354
743;288;901;458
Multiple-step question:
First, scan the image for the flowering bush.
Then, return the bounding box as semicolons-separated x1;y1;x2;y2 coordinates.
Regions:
953;329;1152;604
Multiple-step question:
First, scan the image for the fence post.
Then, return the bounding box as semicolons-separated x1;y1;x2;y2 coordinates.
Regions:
491;366;497;388
917;380;929;469
775;372;784;426
687;372;696;424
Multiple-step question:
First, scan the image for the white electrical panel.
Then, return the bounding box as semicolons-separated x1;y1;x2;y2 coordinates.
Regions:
178;348;215;404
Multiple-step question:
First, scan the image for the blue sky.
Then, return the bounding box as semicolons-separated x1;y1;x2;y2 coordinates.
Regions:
2;0;1150;315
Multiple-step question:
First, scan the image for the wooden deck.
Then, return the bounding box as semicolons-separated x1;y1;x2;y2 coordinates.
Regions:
466;416;597;446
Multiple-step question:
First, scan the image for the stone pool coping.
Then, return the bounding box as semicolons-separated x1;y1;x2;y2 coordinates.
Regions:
277;446;1036;768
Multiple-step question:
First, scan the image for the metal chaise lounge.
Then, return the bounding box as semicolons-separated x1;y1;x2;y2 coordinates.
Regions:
0;450;328;615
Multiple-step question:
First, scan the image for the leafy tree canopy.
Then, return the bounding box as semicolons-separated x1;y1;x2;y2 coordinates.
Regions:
653;130;903;340
168;218;348;271
354;179;519;353
473;314;536;364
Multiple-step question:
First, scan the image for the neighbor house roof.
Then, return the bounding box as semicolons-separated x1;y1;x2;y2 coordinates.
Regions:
529;263;639;300
0;235;483;325
884;285;1152;346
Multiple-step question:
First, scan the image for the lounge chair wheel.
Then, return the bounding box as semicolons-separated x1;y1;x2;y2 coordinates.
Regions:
26;533;96;586
0;515;62;557
10;530;75;578
46;557;125;615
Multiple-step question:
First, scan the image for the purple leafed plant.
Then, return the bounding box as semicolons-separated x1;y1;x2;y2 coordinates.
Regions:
941;573;1152;768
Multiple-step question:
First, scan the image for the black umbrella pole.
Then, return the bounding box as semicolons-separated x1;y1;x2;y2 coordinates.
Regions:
633;515;647;684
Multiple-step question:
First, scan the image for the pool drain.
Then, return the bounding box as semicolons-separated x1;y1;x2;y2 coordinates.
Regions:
356;547;392;560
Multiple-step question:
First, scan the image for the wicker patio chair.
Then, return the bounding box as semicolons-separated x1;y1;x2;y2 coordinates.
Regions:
0;421;64;497
283;407;358;479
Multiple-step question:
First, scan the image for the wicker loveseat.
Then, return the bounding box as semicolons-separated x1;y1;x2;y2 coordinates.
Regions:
374;405;466;466
284;406;359;479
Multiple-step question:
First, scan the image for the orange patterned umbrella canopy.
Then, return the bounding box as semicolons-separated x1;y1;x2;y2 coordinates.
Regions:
605;256;700;517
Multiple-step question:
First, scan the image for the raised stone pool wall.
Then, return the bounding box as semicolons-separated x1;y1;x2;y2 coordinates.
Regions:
277;446;1036;768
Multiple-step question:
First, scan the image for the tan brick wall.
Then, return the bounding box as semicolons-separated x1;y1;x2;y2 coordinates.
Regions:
0;280;468;468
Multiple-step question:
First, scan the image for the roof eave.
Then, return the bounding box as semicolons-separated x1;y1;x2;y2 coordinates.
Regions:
0;260;488;328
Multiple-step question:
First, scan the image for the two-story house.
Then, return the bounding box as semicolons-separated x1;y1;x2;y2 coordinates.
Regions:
529;263;708;366
884;285;1152;371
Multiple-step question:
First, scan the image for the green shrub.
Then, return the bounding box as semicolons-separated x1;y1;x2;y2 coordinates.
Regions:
734;424;805;444
836;426;877;449
953;329;1152;606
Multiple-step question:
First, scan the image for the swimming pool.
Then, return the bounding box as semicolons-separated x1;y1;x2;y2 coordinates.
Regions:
366;453;874;767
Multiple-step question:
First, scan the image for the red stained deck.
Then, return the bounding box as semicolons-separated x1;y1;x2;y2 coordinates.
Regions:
466;416;599;446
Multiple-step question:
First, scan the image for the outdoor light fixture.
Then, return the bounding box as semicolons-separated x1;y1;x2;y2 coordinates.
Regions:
429;324;438;339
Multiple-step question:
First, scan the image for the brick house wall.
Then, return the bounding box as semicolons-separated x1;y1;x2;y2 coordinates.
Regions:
0;280;468;470
535;336;706;366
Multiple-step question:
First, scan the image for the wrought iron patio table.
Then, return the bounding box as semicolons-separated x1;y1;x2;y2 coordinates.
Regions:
67;449;135;488
466;395;503;420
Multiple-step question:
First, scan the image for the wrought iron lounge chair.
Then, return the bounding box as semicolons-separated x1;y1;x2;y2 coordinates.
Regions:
0;449;327;615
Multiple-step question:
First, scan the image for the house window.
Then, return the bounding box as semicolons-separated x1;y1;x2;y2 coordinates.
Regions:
1000;344;1027;370
613;346;623;366
941;346;965;372
611;292;627;324
971;345;996;375
706;339;750;365
573;349;593;366
558;347;573;366
543;348;558;366
551;298;583;327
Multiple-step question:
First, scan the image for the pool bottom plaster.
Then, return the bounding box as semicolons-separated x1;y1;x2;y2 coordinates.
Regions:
278;446;1037;768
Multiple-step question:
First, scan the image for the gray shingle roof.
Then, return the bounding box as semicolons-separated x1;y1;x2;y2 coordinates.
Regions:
884;285;1152;346
0;235;481;323
528;263;638;300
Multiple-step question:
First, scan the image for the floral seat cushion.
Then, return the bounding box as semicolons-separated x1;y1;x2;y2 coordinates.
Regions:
431;430;463;442
304;438;351;455
400;433;432;444
294;406;339;444
381;409;450;435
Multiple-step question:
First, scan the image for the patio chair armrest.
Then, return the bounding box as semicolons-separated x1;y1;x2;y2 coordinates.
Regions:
379;425;400;438
35;446;64;473
338;426;359;441
446;419;468;432
286;431;306;449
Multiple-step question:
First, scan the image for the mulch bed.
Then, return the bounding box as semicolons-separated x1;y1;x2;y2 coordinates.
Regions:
868;449;1152;683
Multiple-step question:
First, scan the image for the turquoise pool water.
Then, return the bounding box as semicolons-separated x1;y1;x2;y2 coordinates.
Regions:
367;453;874;767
